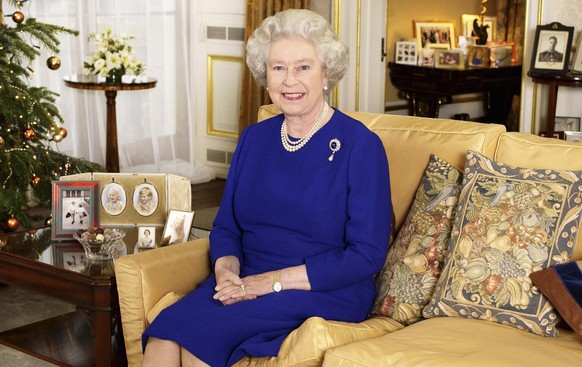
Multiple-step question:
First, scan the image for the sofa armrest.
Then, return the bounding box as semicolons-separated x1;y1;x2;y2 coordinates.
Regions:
115;238;211;367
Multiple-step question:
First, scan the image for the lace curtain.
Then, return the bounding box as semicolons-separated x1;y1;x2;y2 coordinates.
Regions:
26;0;215;183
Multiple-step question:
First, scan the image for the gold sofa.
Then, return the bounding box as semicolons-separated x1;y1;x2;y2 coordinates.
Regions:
115;105;582;366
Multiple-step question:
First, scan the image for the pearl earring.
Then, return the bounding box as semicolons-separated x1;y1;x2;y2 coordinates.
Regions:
323;85;328;91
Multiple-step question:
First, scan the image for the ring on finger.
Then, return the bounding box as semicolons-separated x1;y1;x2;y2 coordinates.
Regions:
240;284;245;291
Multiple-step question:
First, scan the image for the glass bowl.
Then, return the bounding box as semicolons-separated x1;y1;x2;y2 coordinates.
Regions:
73;228;126;261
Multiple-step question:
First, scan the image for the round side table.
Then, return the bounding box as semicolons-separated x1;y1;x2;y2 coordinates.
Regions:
64;75;157;172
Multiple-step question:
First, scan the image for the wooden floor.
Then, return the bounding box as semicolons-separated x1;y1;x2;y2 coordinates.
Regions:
191;179;226;210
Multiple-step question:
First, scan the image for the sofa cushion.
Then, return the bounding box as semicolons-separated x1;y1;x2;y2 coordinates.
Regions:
322;318;582;367
495;132;582;262
530;260;582;337
423;150;582;336
371;154;462;324
233;317;403;367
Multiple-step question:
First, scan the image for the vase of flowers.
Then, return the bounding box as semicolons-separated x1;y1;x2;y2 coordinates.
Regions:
83;27;145;83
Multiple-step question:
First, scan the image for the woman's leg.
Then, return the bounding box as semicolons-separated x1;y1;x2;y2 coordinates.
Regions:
181;347;210;367
142;337;181;366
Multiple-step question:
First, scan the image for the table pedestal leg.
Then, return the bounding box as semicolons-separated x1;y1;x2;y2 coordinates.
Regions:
545;82;559;138
105;90;120;173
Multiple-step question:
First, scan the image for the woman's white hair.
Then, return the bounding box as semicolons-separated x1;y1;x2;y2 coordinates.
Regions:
246;9;349;90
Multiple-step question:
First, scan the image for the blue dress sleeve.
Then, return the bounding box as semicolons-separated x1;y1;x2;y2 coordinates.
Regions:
305;132;392;291
208;128;250;267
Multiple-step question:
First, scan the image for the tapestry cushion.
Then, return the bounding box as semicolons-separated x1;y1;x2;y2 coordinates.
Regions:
530;261;582;337
371;154;462;324
423;150;582;336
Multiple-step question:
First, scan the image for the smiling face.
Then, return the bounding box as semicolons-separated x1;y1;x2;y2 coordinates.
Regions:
108;190;119;203
266;37;327;123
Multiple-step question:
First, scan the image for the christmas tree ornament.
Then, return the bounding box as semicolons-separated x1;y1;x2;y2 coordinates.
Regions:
52;132;63;142
31;175;41;186
44;215;52;227
58;127;68;139
6;216;20;231
12;11;25;24
46;56;61;70
0;136;4;149
23;128;36;140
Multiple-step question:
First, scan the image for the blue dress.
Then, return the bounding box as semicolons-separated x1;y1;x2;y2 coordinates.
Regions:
143;109;392;366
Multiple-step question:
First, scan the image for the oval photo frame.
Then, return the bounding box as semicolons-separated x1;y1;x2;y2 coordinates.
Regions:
133;182;159;217
101;182;127;216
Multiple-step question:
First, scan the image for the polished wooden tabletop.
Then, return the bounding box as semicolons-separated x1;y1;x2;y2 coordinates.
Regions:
63;74;157;91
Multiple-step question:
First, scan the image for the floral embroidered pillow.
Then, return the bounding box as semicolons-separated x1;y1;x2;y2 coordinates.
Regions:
371;154;462;324
422;150;582;336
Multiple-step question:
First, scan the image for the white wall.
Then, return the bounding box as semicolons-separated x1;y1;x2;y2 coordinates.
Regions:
192;0;245;178
521;0;582;133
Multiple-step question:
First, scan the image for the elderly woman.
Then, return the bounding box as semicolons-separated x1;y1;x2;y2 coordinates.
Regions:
142;9;392;367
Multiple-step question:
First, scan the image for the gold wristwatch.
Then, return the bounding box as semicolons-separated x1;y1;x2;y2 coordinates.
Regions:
272;270;283;293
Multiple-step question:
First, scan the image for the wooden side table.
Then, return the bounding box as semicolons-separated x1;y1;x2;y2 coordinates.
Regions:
388;62;522;128
64;75;157;173
0;227;126;366
527;71;582;137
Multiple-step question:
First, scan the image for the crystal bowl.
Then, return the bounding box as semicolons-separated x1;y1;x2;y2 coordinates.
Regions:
73;228;126;261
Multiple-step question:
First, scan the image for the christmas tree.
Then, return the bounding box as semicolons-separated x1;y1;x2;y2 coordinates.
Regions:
0;0;103;231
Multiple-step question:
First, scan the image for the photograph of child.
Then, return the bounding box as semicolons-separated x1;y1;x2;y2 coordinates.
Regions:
162;210;195;245
61;190;91;231
133;183;158;216
102;182;127;216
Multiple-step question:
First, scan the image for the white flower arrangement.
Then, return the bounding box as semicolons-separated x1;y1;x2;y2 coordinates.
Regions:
83;27;145;80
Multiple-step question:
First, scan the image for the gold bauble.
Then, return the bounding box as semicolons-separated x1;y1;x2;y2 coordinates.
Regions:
23;128;36;140
53;132;63;142
6;216;20;231
31;175;41;186
58;127;68;139
44;215;52;227
0;136;4;149
12;11;25;24
46;56;61;70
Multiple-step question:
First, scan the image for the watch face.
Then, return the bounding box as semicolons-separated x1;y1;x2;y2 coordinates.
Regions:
273;282;283;292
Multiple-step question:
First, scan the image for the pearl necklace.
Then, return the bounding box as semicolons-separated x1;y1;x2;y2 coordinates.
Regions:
281;102;329;152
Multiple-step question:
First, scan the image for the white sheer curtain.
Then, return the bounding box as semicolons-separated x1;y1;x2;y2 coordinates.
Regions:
27;0;215;183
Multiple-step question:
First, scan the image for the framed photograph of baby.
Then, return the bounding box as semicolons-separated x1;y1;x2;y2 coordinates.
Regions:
161;210;195;246
530;22;574;75
51;181;100;241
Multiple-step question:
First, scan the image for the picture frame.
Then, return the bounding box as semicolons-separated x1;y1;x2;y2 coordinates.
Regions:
554;116;581;132
467;45;490;68
564;131;582;142
461;14;497;43
161;210;195;245
530;22;574;75
101;181;127;216
489;44;514;67
132;182;160;217
53;242;86;272
435;49;464;69
539;131;566;140
414;21;455;50
573;33;582;73
51;181;99;241
419;48;436;66
136;226;157;250
395;41;418;65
